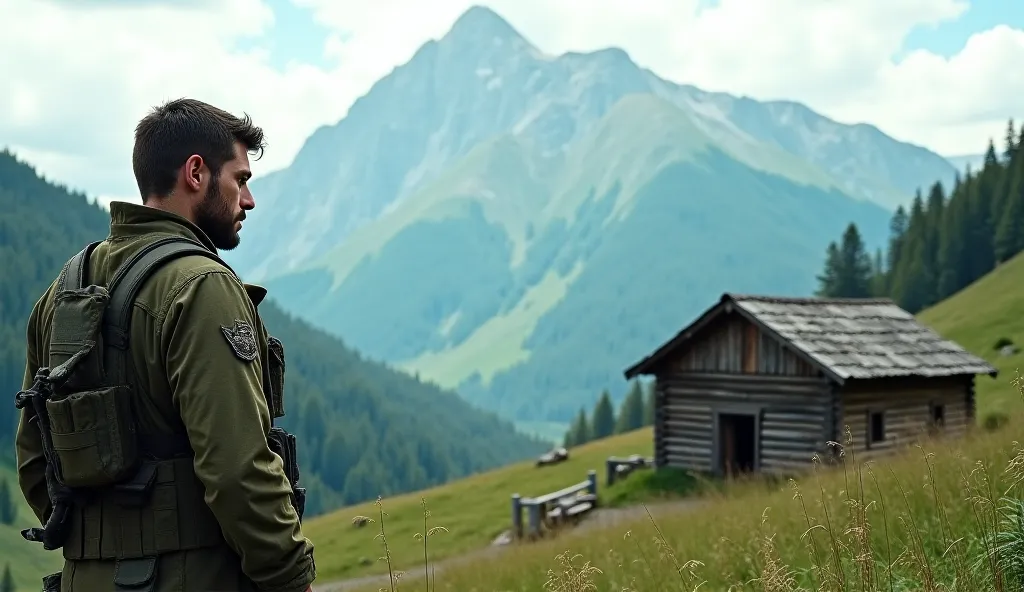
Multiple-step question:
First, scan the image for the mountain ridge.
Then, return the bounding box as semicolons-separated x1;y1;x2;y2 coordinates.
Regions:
219;5;963;431
223;5;955;285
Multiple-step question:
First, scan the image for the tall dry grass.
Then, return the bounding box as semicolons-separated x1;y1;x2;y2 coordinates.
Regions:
347;371;1024;592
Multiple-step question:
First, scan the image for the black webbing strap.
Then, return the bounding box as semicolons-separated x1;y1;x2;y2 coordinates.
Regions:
58;241;103;293
102;236;232;360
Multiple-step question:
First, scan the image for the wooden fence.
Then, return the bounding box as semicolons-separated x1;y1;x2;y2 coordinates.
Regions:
605;455;654;486
511;470;598;539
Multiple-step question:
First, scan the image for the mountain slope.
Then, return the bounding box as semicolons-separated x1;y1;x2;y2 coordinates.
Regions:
261;95;893;423
0;149;546;542
224;5;955;285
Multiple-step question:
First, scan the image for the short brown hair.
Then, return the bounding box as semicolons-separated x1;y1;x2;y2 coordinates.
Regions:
132;98;266;200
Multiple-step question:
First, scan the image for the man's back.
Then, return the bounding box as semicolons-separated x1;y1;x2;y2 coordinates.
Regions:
16;202;315;592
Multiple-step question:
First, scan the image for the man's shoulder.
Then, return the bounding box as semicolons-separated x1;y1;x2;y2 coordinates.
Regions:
151;255;241;298
128;242;243;315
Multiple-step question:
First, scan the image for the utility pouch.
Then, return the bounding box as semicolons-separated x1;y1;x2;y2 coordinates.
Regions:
267;336;286;419
113;557;158;592
44;385;140;488
47;285;109;389
268;426;305;521
42;282;142;488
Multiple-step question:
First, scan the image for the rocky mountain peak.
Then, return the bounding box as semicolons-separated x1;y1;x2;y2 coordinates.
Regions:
443;5;530;49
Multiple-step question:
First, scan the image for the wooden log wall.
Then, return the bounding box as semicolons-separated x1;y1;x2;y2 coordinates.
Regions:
839;375;973;461
655;373;832;475
666;313;821;378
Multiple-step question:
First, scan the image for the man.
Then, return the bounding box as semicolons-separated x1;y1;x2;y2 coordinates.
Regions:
15;98;316;592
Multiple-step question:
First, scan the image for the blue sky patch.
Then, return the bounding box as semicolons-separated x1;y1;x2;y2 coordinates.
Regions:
234;0;334;70
900;0;1022;59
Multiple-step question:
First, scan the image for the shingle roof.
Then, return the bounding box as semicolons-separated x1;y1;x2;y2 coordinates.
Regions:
624;293;999;383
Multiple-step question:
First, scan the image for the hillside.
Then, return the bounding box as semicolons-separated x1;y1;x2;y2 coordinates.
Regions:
300;248;1024;591
917;250;1024;418
0;149;548;585
222;6;961;431
305;427;654;583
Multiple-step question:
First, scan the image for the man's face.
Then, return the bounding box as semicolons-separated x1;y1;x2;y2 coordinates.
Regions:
194;141;255;251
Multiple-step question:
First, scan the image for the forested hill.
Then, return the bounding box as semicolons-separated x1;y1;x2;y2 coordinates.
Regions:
0;148;547;518
815;118;1024;313
0;149;110;445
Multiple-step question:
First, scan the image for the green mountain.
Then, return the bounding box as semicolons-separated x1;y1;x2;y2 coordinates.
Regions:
0;148;547;579
219;6;962;433
256;93;894;427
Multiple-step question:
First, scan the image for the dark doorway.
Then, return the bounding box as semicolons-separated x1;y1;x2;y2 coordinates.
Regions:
718;413;757;477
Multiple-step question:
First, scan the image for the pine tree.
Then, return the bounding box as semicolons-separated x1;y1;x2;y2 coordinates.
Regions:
937;192;968;298
838;223;873;297
0;563;12;592
814;241;841;297
815;223;872;298
1004;118;1017;163
0;477;15;526
614;380;645;434
591;390;616;440
643;382;655;426
563;407;592;447
886;205;908;273
869;248;886;296
994;154;1024;263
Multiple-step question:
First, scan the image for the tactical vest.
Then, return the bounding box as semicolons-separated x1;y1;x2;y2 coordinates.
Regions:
15;236;305;592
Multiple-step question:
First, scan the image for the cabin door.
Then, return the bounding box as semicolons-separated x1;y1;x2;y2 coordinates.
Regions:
718;413;757;477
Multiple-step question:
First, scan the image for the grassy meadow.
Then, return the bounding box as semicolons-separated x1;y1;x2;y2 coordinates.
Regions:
339;382;1024;592
303;428;656;582
321;254;1024;591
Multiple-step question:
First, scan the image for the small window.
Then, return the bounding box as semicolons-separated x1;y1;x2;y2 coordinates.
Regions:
868;411;885;445
931;403;945;428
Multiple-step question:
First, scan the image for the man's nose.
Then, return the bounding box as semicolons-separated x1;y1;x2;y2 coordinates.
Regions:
240;187;255;210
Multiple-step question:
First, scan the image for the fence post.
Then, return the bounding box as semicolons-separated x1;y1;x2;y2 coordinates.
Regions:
527;502;541;538
511;493;522;538
587;469;597;497
606;457;617;487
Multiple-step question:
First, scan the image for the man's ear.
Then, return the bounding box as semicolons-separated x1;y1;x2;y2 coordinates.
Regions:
183;154;205;193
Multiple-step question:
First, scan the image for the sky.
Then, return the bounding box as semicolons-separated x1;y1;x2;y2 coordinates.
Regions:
1;0;1022;208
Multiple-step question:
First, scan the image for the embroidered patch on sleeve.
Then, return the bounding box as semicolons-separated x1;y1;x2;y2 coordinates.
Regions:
221;319;259;362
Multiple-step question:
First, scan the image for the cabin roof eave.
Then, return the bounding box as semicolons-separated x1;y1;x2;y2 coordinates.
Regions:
623;294;847;384
623;292;999;384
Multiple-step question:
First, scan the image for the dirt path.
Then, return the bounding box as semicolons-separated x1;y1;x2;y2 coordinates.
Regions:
312;498;707;592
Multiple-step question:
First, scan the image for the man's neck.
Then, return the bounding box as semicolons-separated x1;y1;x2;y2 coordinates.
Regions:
143;195;195;225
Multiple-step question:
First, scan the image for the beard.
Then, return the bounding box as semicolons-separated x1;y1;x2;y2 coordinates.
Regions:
194;178;243;251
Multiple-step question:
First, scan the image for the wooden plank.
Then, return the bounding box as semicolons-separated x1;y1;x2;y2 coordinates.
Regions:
743;323;758;374
660;314;822;378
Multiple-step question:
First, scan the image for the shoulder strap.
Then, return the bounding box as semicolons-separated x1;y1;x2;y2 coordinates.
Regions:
101;237;230;390
56;241;103;292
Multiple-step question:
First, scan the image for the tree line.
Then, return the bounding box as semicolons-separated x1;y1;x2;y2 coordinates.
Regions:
562;379;655;447
816;118;1024;312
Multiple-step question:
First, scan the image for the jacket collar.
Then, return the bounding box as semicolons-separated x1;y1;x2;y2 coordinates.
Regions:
108;201;219;254
107;201;269;305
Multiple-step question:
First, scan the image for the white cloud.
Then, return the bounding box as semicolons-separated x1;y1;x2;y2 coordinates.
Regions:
2;0;1022;205
0;0;354;201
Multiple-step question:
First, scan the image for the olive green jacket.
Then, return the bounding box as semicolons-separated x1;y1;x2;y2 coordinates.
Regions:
15;202;315;592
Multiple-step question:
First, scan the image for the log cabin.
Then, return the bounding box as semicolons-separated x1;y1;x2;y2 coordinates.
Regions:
623;293;998;478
